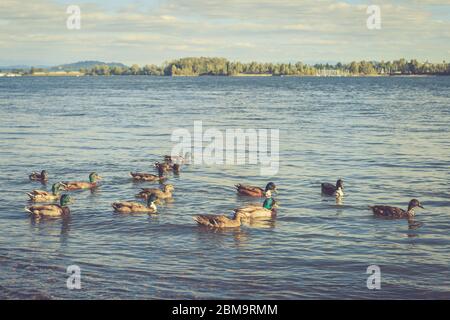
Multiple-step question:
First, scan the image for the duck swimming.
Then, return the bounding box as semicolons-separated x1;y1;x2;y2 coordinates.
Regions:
321;179;343;196
112;194;158;214
193;211;246;228
62;172;102;190
370;199;424;219
130;165;166;182
29;170;48;182
26;182;67;202
135;184;174;201
235;182;277;198
25;194;73;217
233;197;278;219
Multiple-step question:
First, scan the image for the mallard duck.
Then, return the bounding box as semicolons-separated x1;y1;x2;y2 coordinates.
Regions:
25;194;73;217
112;194;158;214
233;197;278;219
26;182;67;202
29;170;48;182
235;182;277;198
130;170;167;182
370;199;424;219
135;184;174;200
321;179;343;196
193;211;246;228
62;172;102;190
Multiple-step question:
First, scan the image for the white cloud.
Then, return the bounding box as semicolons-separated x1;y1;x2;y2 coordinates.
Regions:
0;0;448;65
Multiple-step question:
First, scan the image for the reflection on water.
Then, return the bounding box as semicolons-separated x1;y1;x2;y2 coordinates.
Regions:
0;76;449;299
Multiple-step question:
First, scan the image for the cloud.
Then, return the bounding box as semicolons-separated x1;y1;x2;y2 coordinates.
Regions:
0;0;449;65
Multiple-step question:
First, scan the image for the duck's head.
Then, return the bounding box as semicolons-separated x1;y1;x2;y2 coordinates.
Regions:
41;170;49;180
263;197;278;210
163;184;174;192
336;179;344;190
408;199;424;213
89;172;102;183
265;182;277;192
51;182;66;195
60;194;73;207
147;194;158;207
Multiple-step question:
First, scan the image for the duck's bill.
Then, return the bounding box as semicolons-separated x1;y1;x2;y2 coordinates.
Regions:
97;176;103;180
419;205;425;209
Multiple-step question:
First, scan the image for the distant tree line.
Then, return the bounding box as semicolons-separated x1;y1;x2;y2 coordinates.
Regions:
19;57;450;76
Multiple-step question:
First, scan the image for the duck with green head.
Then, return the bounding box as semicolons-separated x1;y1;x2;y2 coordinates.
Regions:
62;172;102;190
112;194;158;214
27;182;67;202
233;196;278;219
25;194;73;217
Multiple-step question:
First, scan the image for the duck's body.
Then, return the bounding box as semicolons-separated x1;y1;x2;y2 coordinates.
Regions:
29;170;48;182
193;212;245;228
370;199;424;219
25;194;72;217
130;172;166;182
27;182;66;202
136;184;174;200
235;182;277;198
112;194;158;214
63;172;102;190
321;179;344;196
234;197;277;219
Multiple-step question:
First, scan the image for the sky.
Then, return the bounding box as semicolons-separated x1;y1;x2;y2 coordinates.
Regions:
0;0;449;66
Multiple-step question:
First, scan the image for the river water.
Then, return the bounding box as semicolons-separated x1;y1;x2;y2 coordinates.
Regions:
0;76;449;299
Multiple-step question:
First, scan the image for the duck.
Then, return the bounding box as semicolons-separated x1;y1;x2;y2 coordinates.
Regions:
26;182;67;202
369;199;424;219
135;184;174;200
25;194;73;217
193;211;246;228
62;172;102;190
233;197;278;219
112;194;158;214
154;161;172;173
321;179;344;196
130;170;167;182
235;182;277;198
29;170;48;182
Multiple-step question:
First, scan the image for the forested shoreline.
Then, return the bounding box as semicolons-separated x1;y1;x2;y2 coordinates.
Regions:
6;57;450;76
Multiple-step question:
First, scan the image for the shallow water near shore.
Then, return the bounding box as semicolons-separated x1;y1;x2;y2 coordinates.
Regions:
0;76;449;299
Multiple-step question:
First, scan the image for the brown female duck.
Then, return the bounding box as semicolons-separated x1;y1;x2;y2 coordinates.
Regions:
29;170;48;182
135;184;174;200
193;211;246;228
112;194;158;214
370;199;424;219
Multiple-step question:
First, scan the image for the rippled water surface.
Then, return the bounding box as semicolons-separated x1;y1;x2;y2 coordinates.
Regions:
0;76;449;299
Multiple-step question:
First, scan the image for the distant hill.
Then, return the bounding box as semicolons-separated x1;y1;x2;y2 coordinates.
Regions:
50;61;128;71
